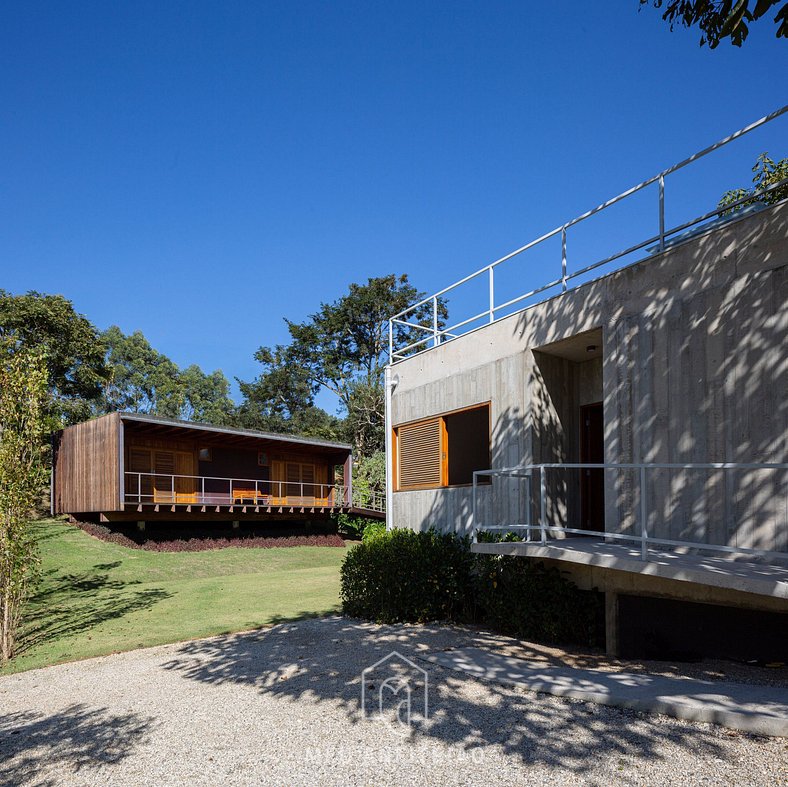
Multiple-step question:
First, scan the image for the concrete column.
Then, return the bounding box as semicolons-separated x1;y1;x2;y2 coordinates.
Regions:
136;521;146;532
232;520;240;530
605;591;619;657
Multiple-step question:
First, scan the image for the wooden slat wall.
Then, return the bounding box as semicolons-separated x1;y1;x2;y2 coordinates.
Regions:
53;412;121;514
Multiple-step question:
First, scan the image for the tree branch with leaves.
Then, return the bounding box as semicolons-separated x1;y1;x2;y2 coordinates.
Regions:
640;0;787;46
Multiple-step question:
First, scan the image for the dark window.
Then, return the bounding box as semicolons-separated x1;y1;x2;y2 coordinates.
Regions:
445;406;490;486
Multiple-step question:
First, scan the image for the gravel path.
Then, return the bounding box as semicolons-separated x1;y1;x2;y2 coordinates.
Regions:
1;617;785;786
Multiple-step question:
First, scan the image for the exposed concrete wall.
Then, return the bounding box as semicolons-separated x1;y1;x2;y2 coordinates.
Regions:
390;201;788;549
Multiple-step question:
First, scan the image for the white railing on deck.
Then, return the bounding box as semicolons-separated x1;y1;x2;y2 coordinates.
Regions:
471;463;788;562
389;106;788;362
124;471;386;514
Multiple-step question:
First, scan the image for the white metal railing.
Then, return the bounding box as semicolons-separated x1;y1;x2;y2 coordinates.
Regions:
125;471;341;508
123;471;386;513
471;463;788;562
389;106;788;362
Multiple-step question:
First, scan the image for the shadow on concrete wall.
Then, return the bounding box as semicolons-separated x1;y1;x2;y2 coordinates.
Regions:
408;202;787;551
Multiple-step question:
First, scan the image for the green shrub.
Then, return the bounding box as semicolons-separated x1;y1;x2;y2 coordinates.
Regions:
340;527;604;647
361;521;386;544
334;512;380;539
340;528;475;623
474;554;604;646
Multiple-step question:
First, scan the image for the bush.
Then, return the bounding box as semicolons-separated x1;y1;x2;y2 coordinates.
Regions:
340;528;475;623
361;521;386;544
334;513;379;539
474;554;603;646
340;527;604;647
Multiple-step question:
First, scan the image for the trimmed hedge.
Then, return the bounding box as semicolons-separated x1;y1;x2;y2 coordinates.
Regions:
340;528;604;647
340;528;475;623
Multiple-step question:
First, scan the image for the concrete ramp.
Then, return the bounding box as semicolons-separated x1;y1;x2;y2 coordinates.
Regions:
423;647;788;737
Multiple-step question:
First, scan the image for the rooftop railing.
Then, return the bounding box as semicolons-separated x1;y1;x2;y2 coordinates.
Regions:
389;106;788;363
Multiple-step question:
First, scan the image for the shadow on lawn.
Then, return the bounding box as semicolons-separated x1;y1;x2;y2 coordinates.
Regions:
0;703;154;787
16;566;171;655
161;617;731;775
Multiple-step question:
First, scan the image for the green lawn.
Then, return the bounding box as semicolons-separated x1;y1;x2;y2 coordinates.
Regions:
2;519;348;675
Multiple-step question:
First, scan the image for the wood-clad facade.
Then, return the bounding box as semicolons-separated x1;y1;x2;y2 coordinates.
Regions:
52;412;122;514
52;413;354;523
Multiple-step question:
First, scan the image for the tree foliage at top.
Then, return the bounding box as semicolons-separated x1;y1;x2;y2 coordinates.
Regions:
718;152;788;213
640;0;788;46
101;326;234;425
0;291;108;428
239;274;441;455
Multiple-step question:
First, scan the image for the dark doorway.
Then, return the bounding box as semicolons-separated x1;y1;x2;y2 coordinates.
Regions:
580;402;604;532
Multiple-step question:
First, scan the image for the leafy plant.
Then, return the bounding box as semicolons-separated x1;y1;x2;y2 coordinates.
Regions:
341;527;604;646
340;528;475;623
640;1;788;48
719;152;788;215
0;291;107;429
0;340;48;663
474;554;604;646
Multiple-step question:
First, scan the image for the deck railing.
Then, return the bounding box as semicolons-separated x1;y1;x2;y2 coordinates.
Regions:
389;106;788;362
124;472;386;513
471;463;788;562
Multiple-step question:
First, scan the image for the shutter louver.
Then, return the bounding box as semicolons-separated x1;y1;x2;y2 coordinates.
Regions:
398;418;442;489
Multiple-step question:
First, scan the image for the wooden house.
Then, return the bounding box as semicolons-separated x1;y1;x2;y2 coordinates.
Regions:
51;412;360;524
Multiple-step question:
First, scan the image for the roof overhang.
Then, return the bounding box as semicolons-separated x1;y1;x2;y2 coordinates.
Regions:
118;413;352;454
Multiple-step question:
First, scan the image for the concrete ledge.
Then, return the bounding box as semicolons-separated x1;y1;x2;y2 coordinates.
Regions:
471;539;788;600
424;647;788;737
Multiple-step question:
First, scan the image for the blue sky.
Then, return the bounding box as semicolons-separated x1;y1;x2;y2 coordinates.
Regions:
2;1;786;411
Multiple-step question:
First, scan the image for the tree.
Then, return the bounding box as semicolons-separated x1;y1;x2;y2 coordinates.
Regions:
179;365;235;425
0;340;48;663
0;291;108;428
101;327;236;425
240;275;441;455
101;326;183;418
718;152;788;213
639;1;788;47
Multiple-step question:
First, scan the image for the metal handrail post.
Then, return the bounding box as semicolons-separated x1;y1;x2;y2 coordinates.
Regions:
201;476;205;504
171;474;175;503
433;296;440;346
561;226;567;291
540;466;547;544
138;472;142;503
658;175;665;252
640;465;648;560
471;472;478;542
488;267;495;323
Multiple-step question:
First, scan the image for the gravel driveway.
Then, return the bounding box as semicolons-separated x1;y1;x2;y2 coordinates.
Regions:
1;617;785;786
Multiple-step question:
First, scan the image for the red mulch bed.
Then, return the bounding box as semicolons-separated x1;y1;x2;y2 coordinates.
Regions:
75;521;346;552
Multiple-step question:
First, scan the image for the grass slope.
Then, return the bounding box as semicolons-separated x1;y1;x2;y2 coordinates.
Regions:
2;519;347;675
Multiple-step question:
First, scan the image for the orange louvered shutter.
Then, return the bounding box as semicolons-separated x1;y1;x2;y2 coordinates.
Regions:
397;418;444;490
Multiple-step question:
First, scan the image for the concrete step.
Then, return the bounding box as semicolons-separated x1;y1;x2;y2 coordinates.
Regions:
423;647;788;737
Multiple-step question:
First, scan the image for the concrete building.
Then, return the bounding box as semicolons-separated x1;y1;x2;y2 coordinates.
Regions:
385;114;787;659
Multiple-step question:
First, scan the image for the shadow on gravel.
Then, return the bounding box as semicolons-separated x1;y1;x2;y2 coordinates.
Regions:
161;617;731;775
0;703;154;787
16;567;171;656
